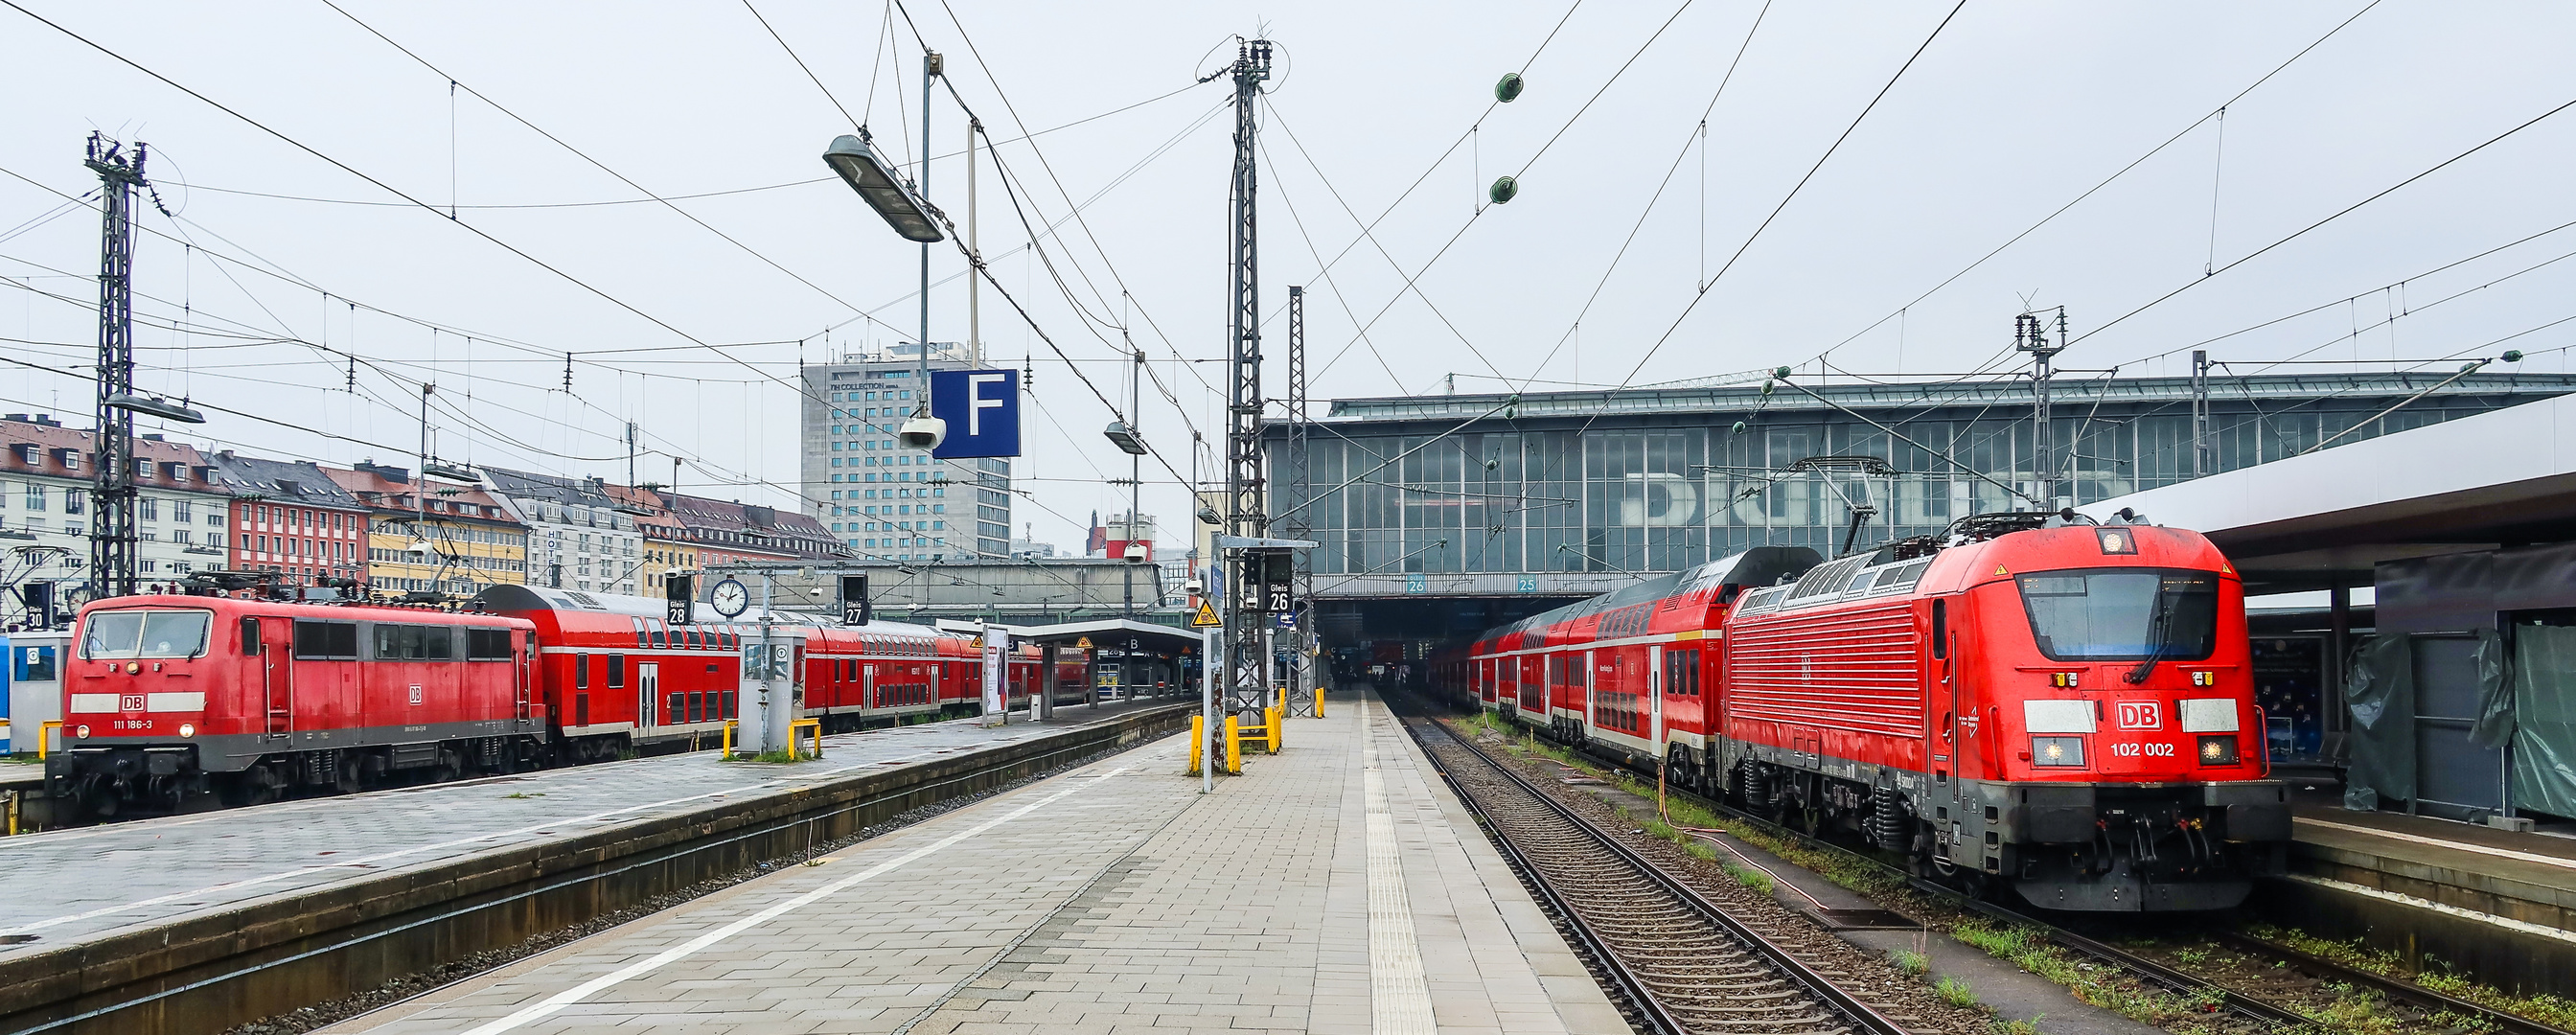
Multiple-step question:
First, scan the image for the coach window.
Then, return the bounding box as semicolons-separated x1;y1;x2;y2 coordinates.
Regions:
575;654;590;689
294;620;359;659
607;653;626;689
632;617;648;648
650;621;668;649
467;628;513;660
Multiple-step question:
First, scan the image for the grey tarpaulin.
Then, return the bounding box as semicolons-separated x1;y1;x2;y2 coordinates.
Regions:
2512;626;2576;819
2472;627;2515;749
2345;634;2415;810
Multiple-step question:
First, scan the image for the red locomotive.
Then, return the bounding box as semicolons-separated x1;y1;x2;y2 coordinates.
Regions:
1455;514;2289;911
50;586;1073;816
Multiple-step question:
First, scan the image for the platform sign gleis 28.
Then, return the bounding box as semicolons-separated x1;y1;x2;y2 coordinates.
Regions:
930;369;1021;458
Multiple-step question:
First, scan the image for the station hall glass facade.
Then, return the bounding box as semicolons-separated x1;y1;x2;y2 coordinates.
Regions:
1273;373;2576;586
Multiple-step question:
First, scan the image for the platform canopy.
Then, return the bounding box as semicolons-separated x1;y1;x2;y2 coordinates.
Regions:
975;616;1205;658
2080;393;2576;593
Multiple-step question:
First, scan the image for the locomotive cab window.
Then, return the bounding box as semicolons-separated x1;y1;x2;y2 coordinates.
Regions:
81;609;212;659
2018;569;2218;662
294;620;360;659
372;624;455;660
466;628;513;660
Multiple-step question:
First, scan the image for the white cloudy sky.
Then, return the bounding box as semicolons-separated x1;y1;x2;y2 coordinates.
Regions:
5;1;2573;552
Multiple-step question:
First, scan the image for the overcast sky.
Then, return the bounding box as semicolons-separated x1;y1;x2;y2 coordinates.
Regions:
6;1;2574;553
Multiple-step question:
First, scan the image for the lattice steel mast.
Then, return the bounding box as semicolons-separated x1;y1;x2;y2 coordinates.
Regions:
1282;285;1317;716
1222;40;1274;717
87;134;147;600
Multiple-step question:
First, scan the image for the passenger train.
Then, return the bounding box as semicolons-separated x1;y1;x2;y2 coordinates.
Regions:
47;584;1075;816
1446;513;2291;911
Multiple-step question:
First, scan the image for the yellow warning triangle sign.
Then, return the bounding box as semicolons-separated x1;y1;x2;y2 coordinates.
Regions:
1192;600;1223;627
1994;565;2010;576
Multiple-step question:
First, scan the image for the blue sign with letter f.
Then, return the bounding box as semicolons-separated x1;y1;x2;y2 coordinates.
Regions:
930;368;1022;458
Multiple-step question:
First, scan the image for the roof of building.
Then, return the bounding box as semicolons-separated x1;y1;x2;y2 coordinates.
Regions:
600;483;690;542
2081;391;2576;593
203;451;365;509
0;413;223;494
477;465;620;508
321;462;519;526
1307;371;2576;427
655;490;843;559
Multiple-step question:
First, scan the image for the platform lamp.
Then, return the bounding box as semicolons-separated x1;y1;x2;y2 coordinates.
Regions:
823;128;949;452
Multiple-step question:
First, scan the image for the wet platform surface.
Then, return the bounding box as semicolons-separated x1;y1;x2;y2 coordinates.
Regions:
0;696;1188;954
320;690;1623;1035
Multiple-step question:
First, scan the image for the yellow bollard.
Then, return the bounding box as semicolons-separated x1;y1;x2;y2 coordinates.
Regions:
1266;705;1282;753
1316;687;1326;718
1223;715;1242;773
721;720;738;760
1187;714;1206;776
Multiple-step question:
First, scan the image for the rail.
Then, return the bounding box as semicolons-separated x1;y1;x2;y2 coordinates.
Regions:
1406;711;1915;1035
1475;703;2576;1035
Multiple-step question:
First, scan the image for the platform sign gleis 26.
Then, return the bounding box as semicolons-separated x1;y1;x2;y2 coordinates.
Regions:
930;368;1021;458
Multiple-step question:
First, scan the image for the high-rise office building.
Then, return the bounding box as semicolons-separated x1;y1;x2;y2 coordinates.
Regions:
799;343;1013;562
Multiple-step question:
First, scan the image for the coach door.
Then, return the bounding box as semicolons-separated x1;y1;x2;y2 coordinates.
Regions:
862;663;877;712
637;663;661;732
1648;645;1665;749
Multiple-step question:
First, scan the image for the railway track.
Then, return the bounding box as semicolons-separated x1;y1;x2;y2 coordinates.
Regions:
1438;702;2576;1035
1404;715;1925;1035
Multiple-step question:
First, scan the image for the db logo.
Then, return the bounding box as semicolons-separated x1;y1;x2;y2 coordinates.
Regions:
120;695;145;712
2116;701;2162;730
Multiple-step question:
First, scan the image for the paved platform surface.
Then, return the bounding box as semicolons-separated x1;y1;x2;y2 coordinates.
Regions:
2291;802;2576;931
0;696;1185;954
323;690;1624;1035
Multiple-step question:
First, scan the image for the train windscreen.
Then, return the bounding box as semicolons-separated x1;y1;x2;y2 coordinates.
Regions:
80;609;213;659
2017;570;2218;662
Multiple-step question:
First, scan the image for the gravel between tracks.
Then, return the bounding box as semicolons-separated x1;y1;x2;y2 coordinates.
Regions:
220;733;1168;1035
1418;716;1994;1035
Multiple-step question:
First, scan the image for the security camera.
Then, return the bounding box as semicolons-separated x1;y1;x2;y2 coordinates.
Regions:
897;415;948;450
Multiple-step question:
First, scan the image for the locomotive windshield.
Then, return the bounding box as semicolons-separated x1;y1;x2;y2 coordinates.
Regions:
2017;569;2217;662
80;609;213;659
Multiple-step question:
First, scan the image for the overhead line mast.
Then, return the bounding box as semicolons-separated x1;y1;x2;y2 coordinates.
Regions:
87;133;147;601
1221;39;1275;725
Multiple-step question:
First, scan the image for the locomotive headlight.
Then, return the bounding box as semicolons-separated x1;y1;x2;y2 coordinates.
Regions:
178;724;196;739
2197;734;2240;766
74;724;90;740
2031;736;2085;767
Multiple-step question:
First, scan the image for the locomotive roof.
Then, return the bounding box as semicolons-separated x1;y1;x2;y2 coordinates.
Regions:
1484;545;1822;645
470;584;943;639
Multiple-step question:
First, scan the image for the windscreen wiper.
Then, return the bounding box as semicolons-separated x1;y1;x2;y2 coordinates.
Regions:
2124;591;2174;684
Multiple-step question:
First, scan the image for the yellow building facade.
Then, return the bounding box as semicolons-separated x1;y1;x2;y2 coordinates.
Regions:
327;463;530;597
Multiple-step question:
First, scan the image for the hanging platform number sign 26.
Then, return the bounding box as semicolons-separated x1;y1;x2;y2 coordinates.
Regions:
1265;582;1291;615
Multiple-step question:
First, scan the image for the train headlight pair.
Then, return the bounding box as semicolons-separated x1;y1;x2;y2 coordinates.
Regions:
2031;736;2085;768
2197;734;2240;766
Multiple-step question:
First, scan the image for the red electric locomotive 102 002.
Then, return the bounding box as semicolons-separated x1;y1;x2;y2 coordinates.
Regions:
48;585;1069;817
1452;513;2290;911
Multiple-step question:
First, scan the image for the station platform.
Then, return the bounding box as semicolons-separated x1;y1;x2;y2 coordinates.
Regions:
0;695;1197;1035
0;696;1180;950
316;690;1623;1035
2267;802;2576;998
